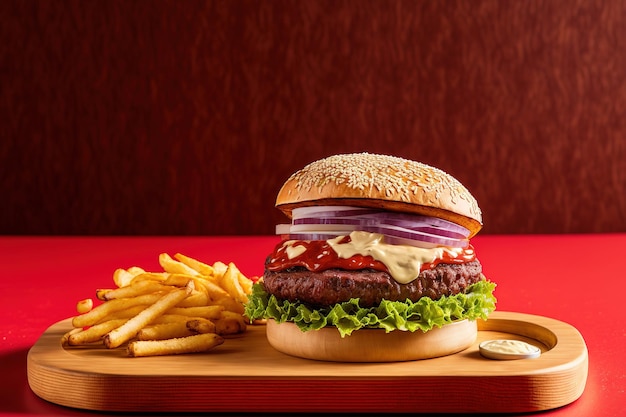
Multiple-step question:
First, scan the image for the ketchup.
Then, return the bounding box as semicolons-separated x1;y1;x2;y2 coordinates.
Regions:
266;236;476;274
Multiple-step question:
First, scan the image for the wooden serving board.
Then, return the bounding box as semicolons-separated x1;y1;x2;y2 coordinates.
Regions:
27;311;588;414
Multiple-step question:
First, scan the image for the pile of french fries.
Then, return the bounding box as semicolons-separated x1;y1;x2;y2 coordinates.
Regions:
62;252;257;357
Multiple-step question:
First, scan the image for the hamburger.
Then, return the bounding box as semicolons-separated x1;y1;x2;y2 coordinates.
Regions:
245;152;496;362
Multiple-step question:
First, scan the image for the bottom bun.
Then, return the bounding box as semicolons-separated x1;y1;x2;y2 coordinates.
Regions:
265;319;478;362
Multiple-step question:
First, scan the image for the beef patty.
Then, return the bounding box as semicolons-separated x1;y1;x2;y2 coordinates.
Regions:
262;260;483;308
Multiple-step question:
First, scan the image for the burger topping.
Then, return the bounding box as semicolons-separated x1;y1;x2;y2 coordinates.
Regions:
266;231;476;284
279;206;472;249
285;243;307;259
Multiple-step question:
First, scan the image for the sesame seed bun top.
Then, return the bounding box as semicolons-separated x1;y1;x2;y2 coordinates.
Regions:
275;152;483;237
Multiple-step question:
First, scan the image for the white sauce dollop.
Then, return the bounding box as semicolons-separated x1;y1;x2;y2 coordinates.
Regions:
479;339;541;360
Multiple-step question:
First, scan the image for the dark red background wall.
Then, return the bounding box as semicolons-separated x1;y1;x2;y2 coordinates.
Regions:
2;0;625;235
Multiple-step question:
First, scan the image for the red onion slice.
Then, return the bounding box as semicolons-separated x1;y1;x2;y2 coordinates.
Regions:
292;206;379;219
281;205;471;249
293;217;363;225
275;224;292;235
293;216;467;239
292;206;469;237
276;225;348;241
284;233;349;241
365;218;468;239
362;224;469;248
360;211;470;237
290;223;359;233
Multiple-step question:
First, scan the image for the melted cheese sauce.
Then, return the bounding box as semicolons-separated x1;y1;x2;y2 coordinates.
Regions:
271;231;471;284
327;232;464;284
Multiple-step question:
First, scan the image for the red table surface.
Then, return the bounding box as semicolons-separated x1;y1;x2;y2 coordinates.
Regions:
1;234;624;417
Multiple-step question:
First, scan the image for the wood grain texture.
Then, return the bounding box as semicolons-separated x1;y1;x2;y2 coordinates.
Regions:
27;311;588;413
2;0;625;235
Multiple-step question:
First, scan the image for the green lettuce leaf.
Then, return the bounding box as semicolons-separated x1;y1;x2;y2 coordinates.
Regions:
244;279;497;337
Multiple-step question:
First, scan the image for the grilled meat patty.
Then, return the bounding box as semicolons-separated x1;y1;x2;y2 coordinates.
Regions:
262;260;483;308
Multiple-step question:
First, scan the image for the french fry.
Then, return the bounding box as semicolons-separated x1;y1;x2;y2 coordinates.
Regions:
72;292;163;328
166;305;224;319
113;268;135;288
103;281;194;349
92;305;147;324
176;290;210;308
196;278;230;301
173;253;215;276
76;298;93;314
137;322;195;341
68;319;128;345
102;280;173;301
128;272;169;284
162;275;225;302
112;267;146;288
127;333;224;357
61;328;82;347
64;252;254;357
95;289;111;301
186;318;217;334
214;311;247;335
95;289;110;301
238;272;253;295
153;314;204;324
127;266;146;275
213;296;245;315
214;318;244;335
228;309;248;324
162;273;203;288
219;263;248;304
159;253;200;276
212;261;228;277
